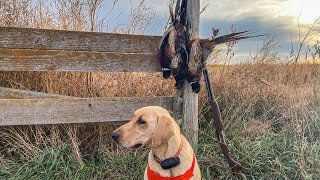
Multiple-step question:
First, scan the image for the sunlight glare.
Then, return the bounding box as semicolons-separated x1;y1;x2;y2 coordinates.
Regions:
283;0;320;24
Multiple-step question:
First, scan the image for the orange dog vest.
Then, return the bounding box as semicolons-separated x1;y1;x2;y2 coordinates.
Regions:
147;154;196;180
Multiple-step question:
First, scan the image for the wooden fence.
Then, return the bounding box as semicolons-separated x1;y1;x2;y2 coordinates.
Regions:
0;26;181;126
0;0;201;149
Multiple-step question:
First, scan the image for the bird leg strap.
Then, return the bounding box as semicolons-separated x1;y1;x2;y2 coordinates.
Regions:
203;68;242;175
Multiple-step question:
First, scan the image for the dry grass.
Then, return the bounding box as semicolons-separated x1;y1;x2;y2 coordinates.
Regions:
0;72;176;97
0;62;319;179
0;0;320;179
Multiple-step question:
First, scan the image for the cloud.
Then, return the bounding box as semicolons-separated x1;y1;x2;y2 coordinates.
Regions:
200;17;295;61
199;0;319;43
201;0;287;20
145;0;319;61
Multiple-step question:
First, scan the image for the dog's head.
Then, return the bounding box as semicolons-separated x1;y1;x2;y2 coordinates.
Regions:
112;106;179;148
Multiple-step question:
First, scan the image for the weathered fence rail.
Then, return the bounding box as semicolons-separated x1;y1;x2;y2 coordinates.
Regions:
0;49;160;72
0;27;160;53
0;26;181;126
0;96;175;126
0;27;161;72
0;87;75;99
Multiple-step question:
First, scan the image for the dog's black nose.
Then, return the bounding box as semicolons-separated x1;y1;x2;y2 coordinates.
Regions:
112;131;120;141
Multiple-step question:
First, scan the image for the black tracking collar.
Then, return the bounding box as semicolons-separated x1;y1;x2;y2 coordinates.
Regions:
159;157;181;170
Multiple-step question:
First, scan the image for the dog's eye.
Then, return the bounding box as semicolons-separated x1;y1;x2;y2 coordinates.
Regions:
137;119;146;125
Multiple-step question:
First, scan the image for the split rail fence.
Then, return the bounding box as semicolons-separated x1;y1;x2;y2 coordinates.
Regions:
0;27;185;126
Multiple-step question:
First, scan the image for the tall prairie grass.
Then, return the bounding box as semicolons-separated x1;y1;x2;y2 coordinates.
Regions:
0;0;320;179
0;62;319;179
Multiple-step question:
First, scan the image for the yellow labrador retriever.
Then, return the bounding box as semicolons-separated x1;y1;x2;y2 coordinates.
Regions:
112;106;201;179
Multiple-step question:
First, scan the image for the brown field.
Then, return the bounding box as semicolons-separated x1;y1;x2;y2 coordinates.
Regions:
0;62;319;152
0;62;319;179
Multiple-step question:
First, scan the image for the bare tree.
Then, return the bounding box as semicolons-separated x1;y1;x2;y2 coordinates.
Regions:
87;0;103;32
112;0;155;34
52;0;87;31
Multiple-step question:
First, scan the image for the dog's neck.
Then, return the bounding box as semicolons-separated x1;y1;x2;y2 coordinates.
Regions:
151;133;182;161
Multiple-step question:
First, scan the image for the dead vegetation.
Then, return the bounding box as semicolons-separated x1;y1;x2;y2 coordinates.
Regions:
0;0;320;179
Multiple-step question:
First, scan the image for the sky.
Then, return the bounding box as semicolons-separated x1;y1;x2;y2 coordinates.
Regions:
105;0;320;63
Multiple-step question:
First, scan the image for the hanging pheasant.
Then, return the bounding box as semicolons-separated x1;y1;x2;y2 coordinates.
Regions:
190;30;266;93
157;0;188;89
157;0;265;93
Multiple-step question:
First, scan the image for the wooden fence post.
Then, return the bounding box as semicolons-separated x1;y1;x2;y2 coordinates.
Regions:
180;0;200;151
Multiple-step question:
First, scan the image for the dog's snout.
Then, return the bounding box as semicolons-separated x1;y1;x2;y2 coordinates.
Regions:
112;131;120;142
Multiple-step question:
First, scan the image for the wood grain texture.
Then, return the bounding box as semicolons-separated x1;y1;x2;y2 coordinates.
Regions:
0;87;75;99
180;0;200;151
0;96;175;126
0;27;161;53
0;49;161;72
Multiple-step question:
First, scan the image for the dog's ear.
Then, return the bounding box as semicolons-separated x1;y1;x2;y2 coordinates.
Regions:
151;114;175;147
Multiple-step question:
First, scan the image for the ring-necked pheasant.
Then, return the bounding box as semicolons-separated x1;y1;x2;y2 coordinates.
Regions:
157;0;266;93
